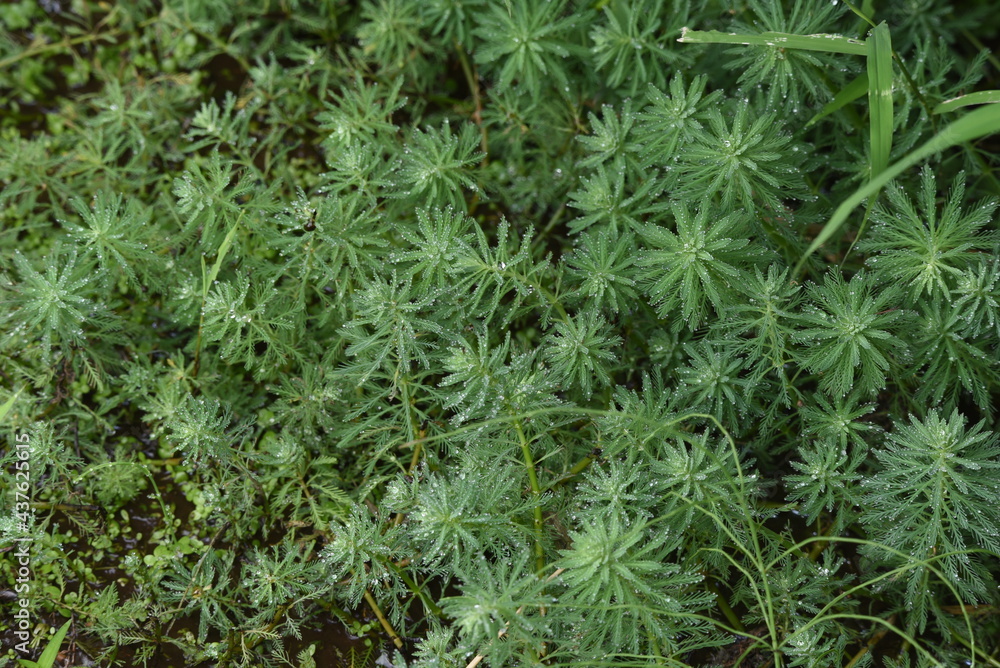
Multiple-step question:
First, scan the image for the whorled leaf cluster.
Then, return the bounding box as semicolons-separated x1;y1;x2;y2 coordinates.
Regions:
1;0;1000;666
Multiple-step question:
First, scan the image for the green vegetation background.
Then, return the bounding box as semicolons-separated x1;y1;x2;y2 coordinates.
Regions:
2;0;1000;666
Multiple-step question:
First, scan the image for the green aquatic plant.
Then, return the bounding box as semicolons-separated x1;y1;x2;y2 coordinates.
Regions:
2;1;1000;667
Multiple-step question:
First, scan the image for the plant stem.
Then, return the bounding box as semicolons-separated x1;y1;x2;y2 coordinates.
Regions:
704;576;745;633
392;377;425;526
455;40;488;159
529;203;567;255
809;518;832;561
501;266;570;323
0;32;112;70
141;457;184;467
387;559;443;618
162;522;231;641
364;588;404;650
193;211;244;378
515;420;546;574
546;448;598;490
391;431;424;529
845;614;895;668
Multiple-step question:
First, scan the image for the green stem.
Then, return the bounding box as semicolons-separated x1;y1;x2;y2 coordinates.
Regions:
193;210;244;377
546;449;598;491
161;522;231;642
455;40;488;160
502;267;570;323
704;577;745;633
323;599;362;629
946;623;1000;668
364;588;404;650
529;203;567;255
140;457;184;467
515;420;546;574
809;518;832;561
29;501;101;512
386;559;443;618
960;29;1000;72
393;377;425;526
845;615;895;668
217;601;300;665
0;32;113;70
646;628;664;664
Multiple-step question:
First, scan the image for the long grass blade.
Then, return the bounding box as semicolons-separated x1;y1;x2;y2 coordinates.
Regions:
206;217;241;291
844;0;876;28
843;21;896;267
934;90;1000;115
794;103;1000;275
678;28;867;55
867;22;893;180
21;620;72;668
0;387;23;424
806;72;868;127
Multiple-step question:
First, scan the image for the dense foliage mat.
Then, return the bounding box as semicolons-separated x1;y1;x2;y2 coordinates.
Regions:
3;1;1000;666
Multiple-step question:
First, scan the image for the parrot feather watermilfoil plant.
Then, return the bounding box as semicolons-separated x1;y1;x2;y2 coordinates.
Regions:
2;0;1000;667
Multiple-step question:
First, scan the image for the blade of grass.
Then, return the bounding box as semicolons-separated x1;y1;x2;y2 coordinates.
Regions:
867;22;893;181
678;28;867;55
844;0;877;28
0;387;23;424
806;72;868;128
934;90;1000;115
193;211;243;376
17;619;71;668
204;215;242;291
837;21;895;268
795;103;1000;275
